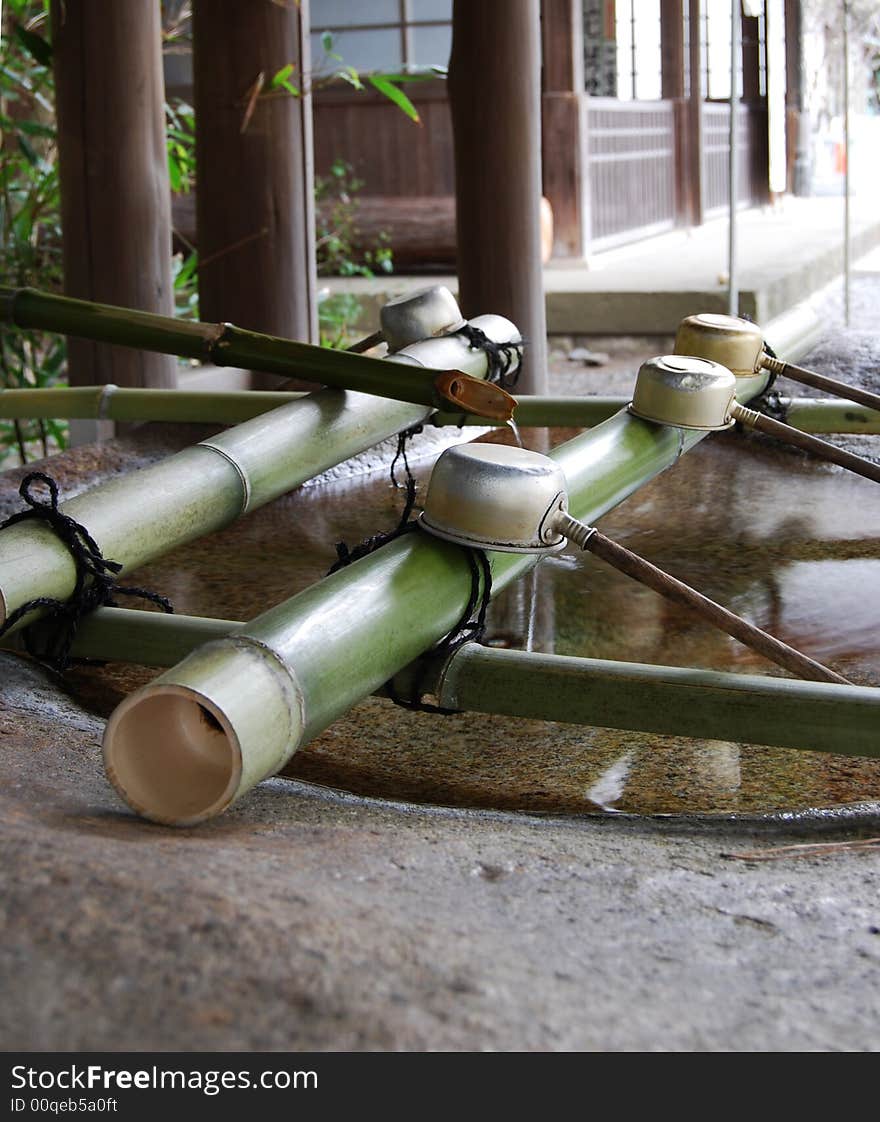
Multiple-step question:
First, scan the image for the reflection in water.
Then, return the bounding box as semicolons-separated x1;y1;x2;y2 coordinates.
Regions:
64;424;880;818
585;750;635;812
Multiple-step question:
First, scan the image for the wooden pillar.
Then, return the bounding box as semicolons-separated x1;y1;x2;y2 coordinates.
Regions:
541;0;587;259
449;0;548;394
686;0;705;226
51;1;176;388
661;0;691;228
192;0;316;345
784;0;809;195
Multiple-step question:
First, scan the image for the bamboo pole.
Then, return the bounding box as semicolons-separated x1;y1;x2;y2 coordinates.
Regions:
0;316;521;631
1;607;238;668
19;607;876;759
783;397;880;435
2;387;877;435
420;644;880;759
0;288;514;417
102;371;775;825
0;387;618;429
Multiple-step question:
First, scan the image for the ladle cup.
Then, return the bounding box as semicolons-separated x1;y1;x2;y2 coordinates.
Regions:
629;355;880;486
675;311;880;415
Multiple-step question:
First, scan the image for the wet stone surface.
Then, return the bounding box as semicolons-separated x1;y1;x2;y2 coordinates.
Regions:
1;275;879;1050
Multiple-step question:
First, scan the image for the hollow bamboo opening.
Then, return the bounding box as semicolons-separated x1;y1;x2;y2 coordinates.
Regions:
103;686;242;825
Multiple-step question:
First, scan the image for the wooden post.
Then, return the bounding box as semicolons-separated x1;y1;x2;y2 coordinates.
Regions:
661;0;692;228
449;0;548;394
51;0;176;389
686;0;705;226
192;0;316;348
541;0;587;259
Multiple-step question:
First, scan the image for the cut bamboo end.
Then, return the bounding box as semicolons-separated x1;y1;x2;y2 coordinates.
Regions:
103;638;304;825
104;685;243;826
434;370;516;420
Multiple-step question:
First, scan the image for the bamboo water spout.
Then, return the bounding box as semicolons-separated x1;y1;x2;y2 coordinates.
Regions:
0;286;515;419
0;311;522;632
102;369;773;826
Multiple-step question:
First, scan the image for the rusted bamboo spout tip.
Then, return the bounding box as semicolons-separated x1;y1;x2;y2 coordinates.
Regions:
434;370;517;421
103;686;242;826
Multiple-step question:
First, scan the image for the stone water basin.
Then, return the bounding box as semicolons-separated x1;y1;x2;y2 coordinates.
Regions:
48;414;880;822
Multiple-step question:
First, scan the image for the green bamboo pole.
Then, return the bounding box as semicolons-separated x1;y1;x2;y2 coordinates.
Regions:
417;644;880;759
3;384;876;434
21;607;876;759
0;606;240;667
0;317;520;631
103;371;777;826
0;286;513;416
782;397;880;435
0;387;620;428
0;386;310;424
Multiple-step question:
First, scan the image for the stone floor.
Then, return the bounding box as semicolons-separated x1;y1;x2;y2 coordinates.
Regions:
325;195;880;335
1;269;879;1052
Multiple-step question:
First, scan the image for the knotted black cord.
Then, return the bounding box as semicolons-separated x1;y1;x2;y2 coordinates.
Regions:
329;318;515;703
327;438;494;713
455;324;524;390
0;472;173;671
754;389;789;422
385;548;493;714
761;339;779;393
328;422;423;574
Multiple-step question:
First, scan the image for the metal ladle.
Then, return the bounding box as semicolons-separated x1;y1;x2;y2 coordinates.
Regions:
419;442;849;686
675;311;880;416
630;354;880;486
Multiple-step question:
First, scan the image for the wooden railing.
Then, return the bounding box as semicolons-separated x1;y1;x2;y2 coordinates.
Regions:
701;102;752;216
584;99;677;249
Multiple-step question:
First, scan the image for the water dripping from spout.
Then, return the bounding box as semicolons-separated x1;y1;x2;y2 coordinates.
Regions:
506;418;524;448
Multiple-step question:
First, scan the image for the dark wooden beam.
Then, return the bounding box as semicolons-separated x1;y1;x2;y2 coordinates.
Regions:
449;0;548;393
541;0;588;258
661;0;685;99
686;0;704;226
661;0;691;227
192;0;316;347
51;0;176;388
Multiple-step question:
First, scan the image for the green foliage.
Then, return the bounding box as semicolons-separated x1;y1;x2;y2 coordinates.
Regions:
165;97;196;195
315;159;392;348
0;0;65;464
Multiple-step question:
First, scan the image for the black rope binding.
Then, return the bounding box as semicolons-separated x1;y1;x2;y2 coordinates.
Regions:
385;548;492;714
455;323;523;390
0;472;173;671
754;388;789;423
328;430;493;713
